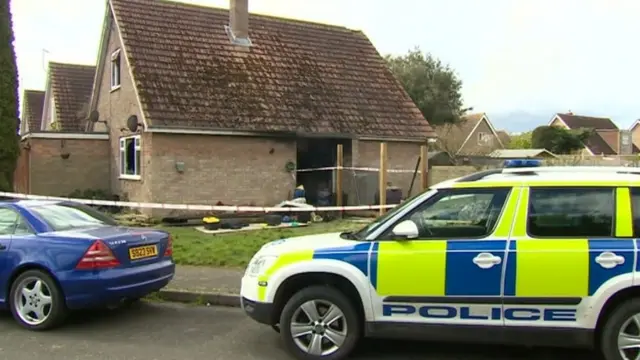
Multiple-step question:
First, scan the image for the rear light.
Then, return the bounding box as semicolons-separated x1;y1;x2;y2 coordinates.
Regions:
76;240;120;270
164;235;173;257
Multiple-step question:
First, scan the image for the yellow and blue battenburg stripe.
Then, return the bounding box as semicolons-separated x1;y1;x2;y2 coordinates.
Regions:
503;239;635;297
306;238;636;299
312;242;371;276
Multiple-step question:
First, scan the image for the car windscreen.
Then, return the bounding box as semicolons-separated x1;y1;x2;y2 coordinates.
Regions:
28;202;118;232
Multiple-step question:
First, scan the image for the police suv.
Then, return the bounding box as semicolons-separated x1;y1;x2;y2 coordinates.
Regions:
241;160;640;360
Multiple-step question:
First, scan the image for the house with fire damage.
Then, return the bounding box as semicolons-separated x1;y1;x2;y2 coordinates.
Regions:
77;0;434;214
549;112;638;155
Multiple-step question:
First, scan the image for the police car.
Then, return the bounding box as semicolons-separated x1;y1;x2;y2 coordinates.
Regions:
241;160;640;360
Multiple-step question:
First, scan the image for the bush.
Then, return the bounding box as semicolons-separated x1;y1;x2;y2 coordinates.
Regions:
68;189;122;214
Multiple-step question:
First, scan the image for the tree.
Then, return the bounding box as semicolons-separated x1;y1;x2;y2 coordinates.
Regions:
506;132;533;149
0;0;19;191
385;47;468;126
531;126;592;154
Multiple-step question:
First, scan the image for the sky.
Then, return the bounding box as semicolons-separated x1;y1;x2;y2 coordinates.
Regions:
10;0;640;131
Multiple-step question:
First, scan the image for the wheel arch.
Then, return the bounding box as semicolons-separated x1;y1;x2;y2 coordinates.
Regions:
7;262;65;306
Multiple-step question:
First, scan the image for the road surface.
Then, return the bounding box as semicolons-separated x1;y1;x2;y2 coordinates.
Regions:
0;302;600;359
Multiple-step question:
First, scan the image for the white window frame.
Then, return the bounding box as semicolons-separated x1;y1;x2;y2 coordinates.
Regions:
478;132;492;145
119;135;141;180
110;49;122;91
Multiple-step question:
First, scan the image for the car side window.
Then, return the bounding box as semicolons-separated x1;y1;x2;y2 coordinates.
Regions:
383;188;511;239
0;208;19;236
527;187;614;238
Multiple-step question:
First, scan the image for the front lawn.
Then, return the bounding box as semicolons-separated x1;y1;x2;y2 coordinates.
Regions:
165;220;366;268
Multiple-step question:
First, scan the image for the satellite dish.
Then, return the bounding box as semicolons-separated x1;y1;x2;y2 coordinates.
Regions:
89;110;100;123
126;115;140;132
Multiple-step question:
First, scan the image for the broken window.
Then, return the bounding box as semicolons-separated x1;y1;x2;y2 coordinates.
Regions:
119;135;141;178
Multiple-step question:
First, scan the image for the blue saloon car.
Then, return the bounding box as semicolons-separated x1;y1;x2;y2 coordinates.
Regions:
0;199;175;330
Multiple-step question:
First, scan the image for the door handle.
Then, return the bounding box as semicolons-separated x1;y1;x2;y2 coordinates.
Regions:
595;252;625;269
473;252;502;269
0;244;6;250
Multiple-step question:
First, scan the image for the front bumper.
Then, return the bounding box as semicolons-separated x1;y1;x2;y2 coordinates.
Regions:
241;297;274;325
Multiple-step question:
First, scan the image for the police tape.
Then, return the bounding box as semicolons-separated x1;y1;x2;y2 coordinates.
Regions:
296;165;422;174
0;191;398;213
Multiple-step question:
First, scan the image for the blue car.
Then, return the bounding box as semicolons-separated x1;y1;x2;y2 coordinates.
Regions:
0;199;175;330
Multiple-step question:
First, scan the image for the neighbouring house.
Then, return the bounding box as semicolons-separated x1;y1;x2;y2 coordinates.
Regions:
19;90;45;135
496;130;511;147
549;112;637;155
628;119;640;150
85;0;434;214
433;112;504;157
14;62;110;197
489;149;557;159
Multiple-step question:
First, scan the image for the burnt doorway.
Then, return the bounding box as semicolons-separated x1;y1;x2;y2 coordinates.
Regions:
296;138;351;206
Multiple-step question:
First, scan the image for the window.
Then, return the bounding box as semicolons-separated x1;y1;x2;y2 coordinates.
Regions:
352;190;436;240
0;208;31;236
27;202;117;232
478;132;492;145
527;187;614;237
0;208;18;235
385;188;510;239
119;135;141;178
111;49;121;90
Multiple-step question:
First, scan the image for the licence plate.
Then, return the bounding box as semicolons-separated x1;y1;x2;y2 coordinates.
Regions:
129;245;158;260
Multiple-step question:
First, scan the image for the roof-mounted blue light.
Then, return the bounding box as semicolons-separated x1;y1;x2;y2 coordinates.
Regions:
503;159;542;168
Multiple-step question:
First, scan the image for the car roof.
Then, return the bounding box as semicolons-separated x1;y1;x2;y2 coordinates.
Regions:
0;199;61;207
434;166;640;189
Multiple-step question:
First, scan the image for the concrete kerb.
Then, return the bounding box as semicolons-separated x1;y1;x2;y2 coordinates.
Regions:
157;289;241;307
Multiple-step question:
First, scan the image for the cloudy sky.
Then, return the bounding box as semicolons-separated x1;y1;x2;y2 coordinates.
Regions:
11;0;640;131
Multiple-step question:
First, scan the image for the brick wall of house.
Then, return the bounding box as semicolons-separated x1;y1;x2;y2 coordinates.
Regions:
13;142;29;194
92;15;152;205
148;133;297;216
27;138;110;196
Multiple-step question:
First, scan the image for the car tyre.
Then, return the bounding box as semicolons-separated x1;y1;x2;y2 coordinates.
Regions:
279;285;361;360
600;298;640;360
9;269;67;331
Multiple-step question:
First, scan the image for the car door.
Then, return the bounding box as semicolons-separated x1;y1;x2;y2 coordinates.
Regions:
503;186;632;329
0;207;17;305
370;186;516;327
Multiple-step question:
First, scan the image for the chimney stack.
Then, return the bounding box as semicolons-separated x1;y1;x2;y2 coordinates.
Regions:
230;0;249;39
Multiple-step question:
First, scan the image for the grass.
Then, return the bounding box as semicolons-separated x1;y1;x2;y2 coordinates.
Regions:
164;220;366;268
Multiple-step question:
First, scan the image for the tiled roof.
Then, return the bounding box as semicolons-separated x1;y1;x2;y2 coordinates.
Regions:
556;113;618;130
110;0;433;139
48;62;95;132
585;132;616;155
22;90;45;133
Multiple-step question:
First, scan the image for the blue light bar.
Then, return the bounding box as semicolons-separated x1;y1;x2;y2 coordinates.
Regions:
503;159;542;168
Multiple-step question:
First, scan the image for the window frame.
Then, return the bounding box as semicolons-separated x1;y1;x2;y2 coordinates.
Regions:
525;186;617;239
0;206;35;236
110;49;122;91
477;132;492;145
376;187;513;241
119;135;142;180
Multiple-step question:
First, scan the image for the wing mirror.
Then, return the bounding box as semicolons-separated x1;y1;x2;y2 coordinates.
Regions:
391;220;419;240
